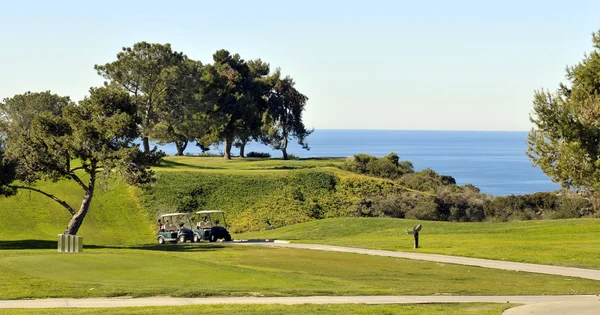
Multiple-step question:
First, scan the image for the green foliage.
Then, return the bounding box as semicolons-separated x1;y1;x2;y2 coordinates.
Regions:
0;91;72;134
246;151;271;158
342;153;414;179
262;71;312;160
95;42;189;154
485;192;594;221
4;87;156;235
151;58;205;156
198;50;271;159
528;30;600;192
398;169;456;193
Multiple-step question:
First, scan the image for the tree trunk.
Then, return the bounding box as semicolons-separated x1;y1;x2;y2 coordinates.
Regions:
281;134;289;160
142;137;150;154
239;139;247;158
175;140;188;156
65;170;96;235
224;136;233;160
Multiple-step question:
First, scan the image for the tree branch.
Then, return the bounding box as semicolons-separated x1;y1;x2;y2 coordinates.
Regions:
8;185;75;216
69;166;87;173
69;173;89;191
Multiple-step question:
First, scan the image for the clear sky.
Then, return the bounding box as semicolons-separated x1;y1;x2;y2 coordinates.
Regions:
1;0;599;131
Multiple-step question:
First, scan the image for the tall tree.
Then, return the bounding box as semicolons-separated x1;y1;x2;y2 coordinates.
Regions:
0;91;72;135
95;42;186;153
199;50;268;159
234;59;271;158
4;87;154;235
528;30;600;192
151;58;204;156
263;71;312;160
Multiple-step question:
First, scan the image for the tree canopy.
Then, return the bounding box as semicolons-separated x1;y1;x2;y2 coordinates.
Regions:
97;43;312;158
262;71;312;160
4;87;154;235
95;42;188;154
528;30;600;192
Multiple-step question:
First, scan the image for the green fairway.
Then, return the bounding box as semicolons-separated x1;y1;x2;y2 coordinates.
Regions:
0;303;514;315
237;217;600;269
0;245;598;300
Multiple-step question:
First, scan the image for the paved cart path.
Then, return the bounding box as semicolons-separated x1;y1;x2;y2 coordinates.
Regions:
233;241;600;280
0;295;598;309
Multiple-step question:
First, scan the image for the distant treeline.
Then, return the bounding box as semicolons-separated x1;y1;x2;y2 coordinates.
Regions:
1;42;311;160
341;153;599;222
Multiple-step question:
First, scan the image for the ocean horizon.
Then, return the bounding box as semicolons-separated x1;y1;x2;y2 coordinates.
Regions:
152;130;559;197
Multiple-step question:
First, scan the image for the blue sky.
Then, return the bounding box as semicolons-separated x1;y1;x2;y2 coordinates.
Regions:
1;0;599;131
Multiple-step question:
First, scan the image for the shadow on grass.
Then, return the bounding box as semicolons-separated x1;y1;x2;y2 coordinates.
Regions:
156;159;225;170
0;240;57;250
0;239;225;252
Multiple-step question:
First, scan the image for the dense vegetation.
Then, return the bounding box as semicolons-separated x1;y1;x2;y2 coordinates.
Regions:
528;30;600;192
339;153;599;223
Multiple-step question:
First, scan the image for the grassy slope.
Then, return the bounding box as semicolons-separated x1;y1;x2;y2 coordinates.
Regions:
0;177;154;245
0;304;514;315
238;217;600;269
142;157;427;232
0;246;598;300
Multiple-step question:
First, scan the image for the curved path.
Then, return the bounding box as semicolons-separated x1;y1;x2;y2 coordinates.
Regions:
1;242;598;314
233;241;600;280
0;295;597;309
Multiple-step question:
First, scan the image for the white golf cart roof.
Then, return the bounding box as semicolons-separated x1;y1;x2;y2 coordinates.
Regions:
160;212;192;218
196;210;225;214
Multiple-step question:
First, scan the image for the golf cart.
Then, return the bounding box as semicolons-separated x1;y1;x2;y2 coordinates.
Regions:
193;210;232;242
157;213;195;244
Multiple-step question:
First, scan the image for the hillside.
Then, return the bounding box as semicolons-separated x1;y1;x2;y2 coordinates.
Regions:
140;156;429;232
0;156;428;243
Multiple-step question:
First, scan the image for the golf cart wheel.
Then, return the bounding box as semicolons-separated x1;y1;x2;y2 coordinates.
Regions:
224;233;232;242
158;236;165;244
178;235;186;243
209;233;217;242
193;234;200;243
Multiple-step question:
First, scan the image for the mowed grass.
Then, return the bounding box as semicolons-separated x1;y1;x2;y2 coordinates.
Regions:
237;217;600;269
0;303;515;315
155;156;346;172
0;245;598;300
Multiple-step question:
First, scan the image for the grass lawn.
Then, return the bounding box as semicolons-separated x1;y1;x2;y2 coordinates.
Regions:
155;156;346;172
0;245;598;300
237;217;600;269
0;303;515;315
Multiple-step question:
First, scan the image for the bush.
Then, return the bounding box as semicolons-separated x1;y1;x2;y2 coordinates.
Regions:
247;151;271;158
342;153;414;179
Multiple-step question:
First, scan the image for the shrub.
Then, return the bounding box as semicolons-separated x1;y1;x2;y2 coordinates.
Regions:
366;158;399;179
247;151;271;158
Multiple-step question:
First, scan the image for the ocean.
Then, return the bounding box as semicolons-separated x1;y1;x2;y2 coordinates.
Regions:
154;130;559;196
